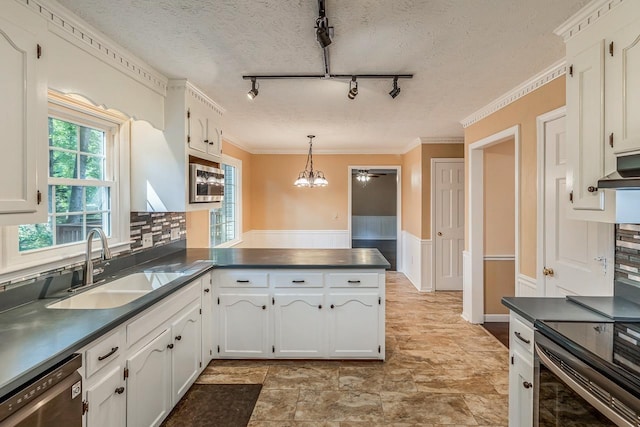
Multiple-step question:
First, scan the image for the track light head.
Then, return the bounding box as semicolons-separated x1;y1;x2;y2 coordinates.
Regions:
348;76;358;100
316;17;332;48
247;77;259;100
389;76;401;99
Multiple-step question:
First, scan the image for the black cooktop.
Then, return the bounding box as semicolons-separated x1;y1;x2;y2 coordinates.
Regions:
536;320;640;397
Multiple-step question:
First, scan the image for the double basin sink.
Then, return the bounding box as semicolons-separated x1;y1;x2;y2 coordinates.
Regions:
47;272;184;310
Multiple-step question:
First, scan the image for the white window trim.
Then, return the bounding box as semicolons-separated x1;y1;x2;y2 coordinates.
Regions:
0;95;131;282
212;154;242;248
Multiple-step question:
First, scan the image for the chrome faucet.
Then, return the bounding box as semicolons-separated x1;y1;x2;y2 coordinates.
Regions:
84;228;112;286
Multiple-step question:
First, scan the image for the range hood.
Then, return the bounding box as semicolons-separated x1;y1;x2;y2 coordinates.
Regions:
597;153;640;189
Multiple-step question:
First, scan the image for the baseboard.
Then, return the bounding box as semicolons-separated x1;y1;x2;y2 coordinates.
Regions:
239;230;350;248
484;314;510;323
516;273;537;297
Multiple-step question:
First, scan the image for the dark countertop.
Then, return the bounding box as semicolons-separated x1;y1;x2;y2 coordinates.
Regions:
502;297;612;324
0;247;389;400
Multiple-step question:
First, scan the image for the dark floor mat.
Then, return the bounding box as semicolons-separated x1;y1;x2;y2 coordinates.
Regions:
161;384;262;427
483;322;509;348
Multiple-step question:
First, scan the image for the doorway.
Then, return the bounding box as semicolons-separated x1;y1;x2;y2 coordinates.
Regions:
349;167;400;270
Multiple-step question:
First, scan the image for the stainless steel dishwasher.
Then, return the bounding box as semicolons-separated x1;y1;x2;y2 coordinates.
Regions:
0;354;82;427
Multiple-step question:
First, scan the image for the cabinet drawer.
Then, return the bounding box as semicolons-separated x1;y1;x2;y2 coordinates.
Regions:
272;272;323;288
327;273;379;288
85;329;123;378
127;282;200;347
217;271;268;287
510;314;534;355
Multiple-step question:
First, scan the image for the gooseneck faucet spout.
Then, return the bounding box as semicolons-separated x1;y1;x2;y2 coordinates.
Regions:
84;228;112;286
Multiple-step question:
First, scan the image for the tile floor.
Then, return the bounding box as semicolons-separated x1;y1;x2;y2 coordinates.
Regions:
196;271;509;426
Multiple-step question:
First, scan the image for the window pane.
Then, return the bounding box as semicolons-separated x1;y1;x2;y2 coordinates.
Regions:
18;220;53;251
86;187;110;211
80;155;104;180
49;150;77;179
49;118;77;150
55;214;84;245
86;213;110;234
79;126;104;155
54;185;84;214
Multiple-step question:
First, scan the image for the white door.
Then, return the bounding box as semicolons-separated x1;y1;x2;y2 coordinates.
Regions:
171;301;201;403
126;329;172;427
328;293;380;358
542;115;613;296
85;366;126;427
434;160;465;290
218;293;270;358
201;275;214;367
273;293;325;358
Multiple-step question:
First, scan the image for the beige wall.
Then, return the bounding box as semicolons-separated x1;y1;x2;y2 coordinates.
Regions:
421;144;465;239
483;139;515;255
401;145;422;238
484;260;515;315
465;76;566;277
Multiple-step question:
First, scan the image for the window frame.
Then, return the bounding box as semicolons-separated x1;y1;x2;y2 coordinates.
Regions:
210;154;242;248
0;94;131;278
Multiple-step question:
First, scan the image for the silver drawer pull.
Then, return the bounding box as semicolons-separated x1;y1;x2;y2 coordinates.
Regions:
347;280;361;284
97;346;119;361
292;280;305;283
514;331;531;344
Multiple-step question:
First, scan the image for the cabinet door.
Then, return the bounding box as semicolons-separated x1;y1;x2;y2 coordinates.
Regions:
171;301;201;403
273;293;325;358
327;293;380;358
218;293;270;358
566;39;608;212
188;107;208;153
0;11;46;223
206;122;222;157
126;329;172;427
85;366;126;427
508;349;533;427
201;274;214;367
608;19;640;155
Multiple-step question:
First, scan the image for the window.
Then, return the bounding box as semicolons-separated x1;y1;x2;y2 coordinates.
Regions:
19;117;112;251
211;158;241;247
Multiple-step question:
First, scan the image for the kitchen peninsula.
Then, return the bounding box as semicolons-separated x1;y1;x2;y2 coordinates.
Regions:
0;246;389;426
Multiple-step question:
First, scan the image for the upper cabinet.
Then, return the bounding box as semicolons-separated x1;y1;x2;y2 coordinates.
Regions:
0;3;47;225
130;80;224;212
557;0;640;222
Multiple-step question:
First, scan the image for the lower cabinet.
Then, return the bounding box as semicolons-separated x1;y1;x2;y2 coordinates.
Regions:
508;311;534;427
201;274;214;367
273;293;325;358
218;292;270;357
328;293;381;358
85;365;126;427
171;302;202;401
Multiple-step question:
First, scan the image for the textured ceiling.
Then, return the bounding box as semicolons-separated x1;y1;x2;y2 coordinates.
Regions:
54;0;589;153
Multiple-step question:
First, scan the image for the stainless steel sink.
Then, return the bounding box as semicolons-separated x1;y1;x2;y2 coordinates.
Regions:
47;272;184;309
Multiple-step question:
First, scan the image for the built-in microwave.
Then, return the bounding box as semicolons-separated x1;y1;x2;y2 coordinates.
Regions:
189;163;224;203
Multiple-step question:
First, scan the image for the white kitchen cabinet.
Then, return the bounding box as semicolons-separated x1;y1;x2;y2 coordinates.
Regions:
84;365;126;427
508;312;534;427
170;301;201;402
217;292;271;358
0;2;47;225
126;329;173;427
188;101;222;158
273;293;325;358
201;273;214;368
328;292;382;358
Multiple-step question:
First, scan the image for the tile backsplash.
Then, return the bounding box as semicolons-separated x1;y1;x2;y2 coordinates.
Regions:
615;224;640;289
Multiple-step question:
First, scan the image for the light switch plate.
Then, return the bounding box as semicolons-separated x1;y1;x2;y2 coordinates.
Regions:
142;233;153;248
170;228;180;241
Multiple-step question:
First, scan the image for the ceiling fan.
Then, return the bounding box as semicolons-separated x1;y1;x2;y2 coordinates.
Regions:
355;169;386;184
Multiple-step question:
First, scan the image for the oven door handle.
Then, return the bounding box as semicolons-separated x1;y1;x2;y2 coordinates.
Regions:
535;342;635;427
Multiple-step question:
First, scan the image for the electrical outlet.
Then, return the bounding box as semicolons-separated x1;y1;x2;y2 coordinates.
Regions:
170;228;180;241
142;233;153;248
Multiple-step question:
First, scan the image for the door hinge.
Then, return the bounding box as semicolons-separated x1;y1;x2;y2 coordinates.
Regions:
37;44;42;59
199;308;202;315
187;135;191;143
609;41;614;57
378;345;381;353
82;400;89;415
378;297;381;305
272;297;275;305
187;109;191;119
609;132;614;148
209;278;212;285
210;349;212;356
36;190;42;205
199;361;202;368
123;367;129;379
217;297;220;305
569;191;573;203
217;345;220;353
568;64;573;77
272;345;275;353
511;355;514;365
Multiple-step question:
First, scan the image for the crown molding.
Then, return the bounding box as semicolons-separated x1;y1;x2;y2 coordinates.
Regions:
167;79;226;116
460;59;566;128
250;147;409;155
16;0;169;96
420;137;464;144
554;0;624;41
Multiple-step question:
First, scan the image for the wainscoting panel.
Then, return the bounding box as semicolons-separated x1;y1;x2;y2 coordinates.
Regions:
516;274;537;297
239;230;350;249
462;250;472;322
399;231;432;292
352;216;397;240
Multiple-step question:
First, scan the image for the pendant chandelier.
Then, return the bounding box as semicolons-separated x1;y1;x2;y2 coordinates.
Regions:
294;135;328;188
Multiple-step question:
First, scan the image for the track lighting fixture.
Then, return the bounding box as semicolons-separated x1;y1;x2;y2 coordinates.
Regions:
247;77;259;100
389;76;401;99
348;76;358;100
316;16;332;49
